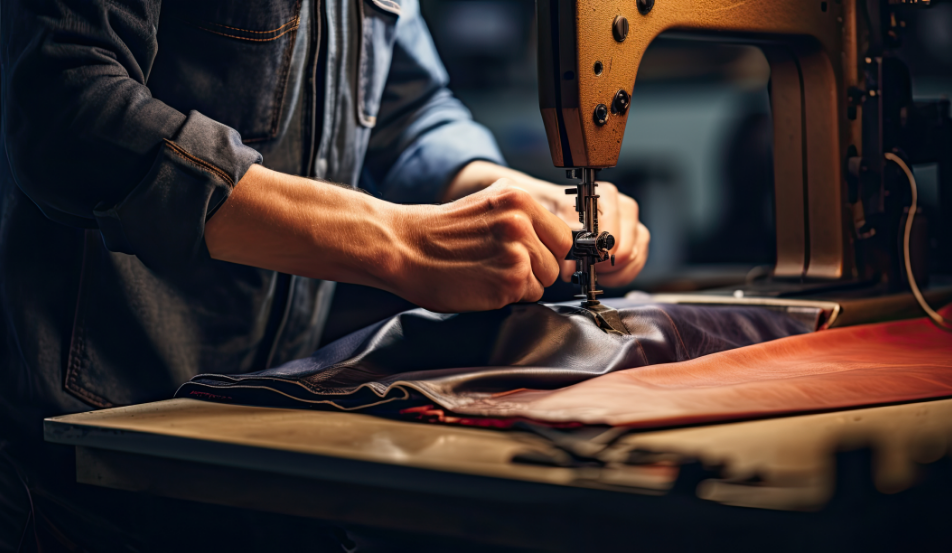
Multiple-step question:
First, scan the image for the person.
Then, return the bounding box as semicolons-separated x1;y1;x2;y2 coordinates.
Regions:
0;0;650;549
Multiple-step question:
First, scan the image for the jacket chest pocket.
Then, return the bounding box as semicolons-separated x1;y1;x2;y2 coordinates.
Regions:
357;0;401;128
151;0;304;143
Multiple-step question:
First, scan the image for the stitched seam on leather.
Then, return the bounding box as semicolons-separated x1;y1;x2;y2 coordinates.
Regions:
195;24;299;42
205;17;300;34
163;140;235;186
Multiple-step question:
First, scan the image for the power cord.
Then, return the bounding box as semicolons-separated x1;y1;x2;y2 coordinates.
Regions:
884;152;952;331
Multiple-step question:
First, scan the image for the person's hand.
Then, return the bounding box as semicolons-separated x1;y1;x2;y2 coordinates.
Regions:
539;179;650;287
207;166;572;314
445;161;650;289
391;179;573;313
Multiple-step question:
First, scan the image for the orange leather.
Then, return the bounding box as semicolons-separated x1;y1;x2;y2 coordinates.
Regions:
456;308;952;428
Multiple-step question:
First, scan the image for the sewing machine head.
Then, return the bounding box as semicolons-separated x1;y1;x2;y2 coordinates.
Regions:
538;0;951;301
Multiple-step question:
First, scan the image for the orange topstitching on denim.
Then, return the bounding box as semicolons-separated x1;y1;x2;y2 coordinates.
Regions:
162;139;235;186
208;16;300;34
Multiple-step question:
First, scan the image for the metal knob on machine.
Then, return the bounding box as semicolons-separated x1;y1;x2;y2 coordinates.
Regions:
573;230;615;261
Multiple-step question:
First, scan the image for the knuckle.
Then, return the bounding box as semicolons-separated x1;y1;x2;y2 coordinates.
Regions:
485;183;515;211
493;213;531;241
498;244;524;266
486;177;514;192
498;186;531;209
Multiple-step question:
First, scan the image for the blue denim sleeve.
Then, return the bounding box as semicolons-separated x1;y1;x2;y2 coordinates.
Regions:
1;0;262;273
361;0;506;205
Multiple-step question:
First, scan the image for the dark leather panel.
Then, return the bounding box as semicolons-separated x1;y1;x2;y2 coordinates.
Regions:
177;297;811;413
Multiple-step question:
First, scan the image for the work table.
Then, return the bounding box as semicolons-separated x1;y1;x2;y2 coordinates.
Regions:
45;397;952;551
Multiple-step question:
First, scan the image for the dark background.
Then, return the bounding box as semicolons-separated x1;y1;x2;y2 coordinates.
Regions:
322;0;952;344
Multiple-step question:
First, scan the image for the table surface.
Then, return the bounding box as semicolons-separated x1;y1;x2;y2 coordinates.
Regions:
45;397;952;512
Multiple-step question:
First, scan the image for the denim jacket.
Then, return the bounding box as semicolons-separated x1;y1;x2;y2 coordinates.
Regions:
0;0;504;437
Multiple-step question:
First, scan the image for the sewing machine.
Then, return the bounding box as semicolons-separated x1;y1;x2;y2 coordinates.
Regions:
548;0;952;325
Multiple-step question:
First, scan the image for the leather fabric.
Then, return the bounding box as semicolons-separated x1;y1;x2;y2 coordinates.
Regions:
177;297;812;415
445;305;952;428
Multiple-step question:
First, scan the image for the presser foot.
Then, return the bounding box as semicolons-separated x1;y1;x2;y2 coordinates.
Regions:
577;300;629;335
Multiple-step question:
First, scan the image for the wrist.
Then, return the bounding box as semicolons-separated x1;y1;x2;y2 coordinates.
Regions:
361;199;421;294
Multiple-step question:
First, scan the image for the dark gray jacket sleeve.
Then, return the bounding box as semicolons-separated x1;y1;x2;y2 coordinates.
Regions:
1;0;261;272
361;0;506;205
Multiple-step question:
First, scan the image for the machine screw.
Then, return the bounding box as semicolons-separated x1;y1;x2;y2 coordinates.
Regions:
637;0;655;15
612;16;629;42
593;104;609;126
611;89;631;114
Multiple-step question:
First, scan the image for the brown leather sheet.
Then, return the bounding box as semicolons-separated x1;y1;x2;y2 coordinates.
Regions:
442;307;952;428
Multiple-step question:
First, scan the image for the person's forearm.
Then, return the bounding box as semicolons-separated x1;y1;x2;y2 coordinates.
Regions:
204;164;572;313
205;164;404;290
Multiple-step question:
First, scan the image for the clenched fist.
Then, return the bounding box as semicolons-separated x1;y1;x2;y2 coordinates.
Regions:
445;161;651;290
391;179;574;313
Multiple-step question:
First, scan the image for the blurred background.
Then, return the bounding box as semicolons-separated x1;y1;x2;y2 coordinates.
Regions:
322;0;952;344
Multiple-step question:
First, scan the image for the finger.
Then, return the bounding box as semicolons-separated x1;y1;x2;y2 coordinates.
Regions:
595;181;619;249
520;270;546;303
596;193;636;277
600;222;650;286
491;185;574;262
632;222;651;274
525;233;562;287
524;195;574;263
560;258;575;282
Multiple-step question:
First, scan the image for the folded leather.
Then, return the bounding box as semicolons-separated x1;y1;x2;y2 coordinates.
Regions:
177;297;811;413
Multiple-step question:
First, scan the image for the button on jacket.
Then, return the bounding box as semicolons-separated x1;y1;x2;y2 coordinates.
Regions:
0;0;505;441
